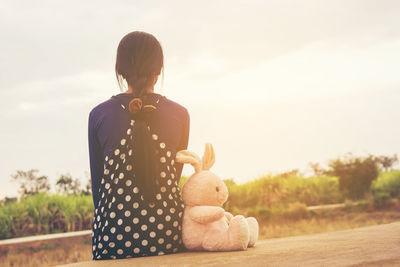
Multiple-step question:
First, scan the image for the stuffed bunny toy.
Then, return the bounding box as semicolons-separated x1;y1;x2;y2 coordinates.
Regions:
176;143;259;251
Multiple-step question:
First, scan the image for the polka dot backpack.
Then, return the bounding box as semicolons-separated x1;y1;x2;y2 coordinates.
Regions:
92;95;185;260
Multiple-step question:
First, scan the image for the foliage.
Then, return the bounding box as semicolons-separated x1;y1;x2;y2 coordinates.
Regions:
223;174;343;212
0;197;17;206
178;176;188;189
326;154;380;200
371;170;400;208
308;162;325;176
82;177;92;196
55;173;81;195
0;193;93;239
376;154;398;171
372;170;400;198
11;169;50;197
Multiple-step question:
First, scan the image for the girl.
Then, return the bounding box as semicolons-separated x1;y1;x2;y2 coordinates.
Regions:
88;31;190;260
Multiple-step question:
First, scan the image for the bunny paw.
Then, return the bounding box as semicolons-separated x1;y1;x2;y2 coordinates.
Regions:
229;215;250;250
246;217;259;247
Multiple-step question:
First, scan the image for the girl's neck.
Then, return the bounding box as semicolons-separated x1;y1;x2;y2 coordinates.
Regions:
125;85;155;94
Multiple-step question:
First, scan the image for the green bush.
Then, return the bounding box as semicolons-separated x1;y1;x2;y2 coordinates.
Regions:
372;170;400;198
371;171;400;208
373;191;392;209
326;154;380;200
223;174;342;211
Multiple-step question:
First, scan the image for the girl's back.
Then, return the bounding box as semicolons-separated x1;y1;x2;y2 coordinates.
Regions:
88;92;189;259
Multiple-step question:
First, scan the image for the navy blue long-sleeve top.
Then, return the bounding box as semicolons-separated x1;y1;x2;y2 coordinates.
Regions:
88;92;190;206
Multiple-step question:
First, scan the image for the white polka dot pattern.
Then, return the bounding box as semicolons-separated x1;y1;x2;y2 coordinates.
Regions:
91;117;184;260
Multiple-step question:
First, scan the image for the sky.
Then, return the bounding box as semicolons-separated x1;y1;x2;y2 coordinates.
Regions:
1;0;400;198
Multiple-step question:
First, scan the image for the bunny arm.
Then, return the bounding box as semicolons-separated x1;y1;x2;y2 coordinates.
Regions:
188;206;225;224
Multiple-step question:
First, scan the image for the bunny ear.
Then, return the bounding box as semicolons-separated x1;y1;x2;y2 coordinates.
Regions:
175;150;202;173
202;143;215;171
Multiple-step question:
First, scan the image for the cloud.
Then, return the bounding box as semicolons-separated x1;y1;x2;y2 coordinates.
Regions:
1;71;116;118
1;0;399;89
165;38;400;106
1;0;400;197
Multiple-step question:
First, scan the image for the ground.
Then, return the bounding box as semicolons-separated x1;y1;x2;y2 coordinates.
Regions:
58;222;400;267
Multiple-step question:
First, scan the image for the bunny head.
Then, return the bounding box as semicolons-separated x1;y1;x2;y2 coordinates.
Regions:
176;143;228;207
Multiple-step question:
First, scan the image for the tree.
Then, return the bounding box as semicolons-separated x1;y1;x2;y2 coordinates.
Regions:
325;153;380;200
308;162;325;177
281;169;300;178
0;197;17;206
376;154;398;171
81;172;92;195
55;173;81;195
11;169;50;196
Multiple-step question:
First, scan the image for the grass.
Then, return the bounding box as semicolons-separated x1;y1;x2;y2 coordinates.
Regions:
0;236;92;267
224;174;344;212
0;193;93;239
259;210;400;239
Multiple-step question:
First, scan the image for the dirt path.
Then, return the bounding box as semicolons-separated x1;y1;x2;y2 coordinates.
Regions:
58;222;400;267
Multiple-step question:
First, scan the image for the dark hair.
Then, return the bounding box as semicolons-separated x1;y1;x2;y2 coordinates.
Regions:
115;31;164;97
114;31;164;202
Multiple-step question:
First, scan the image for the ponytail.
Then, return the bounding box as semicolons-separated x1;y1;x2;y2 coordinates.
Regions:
114;31;164;202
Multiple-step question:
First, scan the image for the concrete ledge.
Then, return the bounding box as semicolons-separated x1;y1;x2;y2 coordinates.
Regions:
0;230;91;246
58;222;400;267
307;203;346;211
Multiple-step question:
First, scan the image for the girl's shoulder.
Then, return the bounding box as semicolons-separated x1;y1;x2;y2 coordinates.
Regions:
89;94;133;126
90;96;123;117
160;96;190;120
